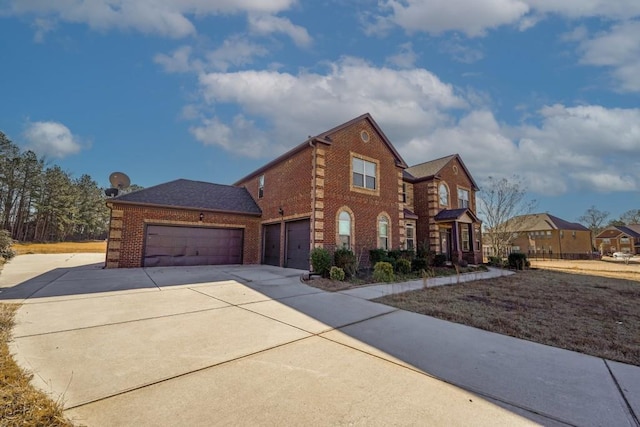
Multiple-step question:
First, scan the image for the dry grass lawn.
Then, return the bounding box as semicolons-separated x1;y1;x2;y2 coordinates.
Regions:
13;241;106;255
376;268;640;366
0;303;74;426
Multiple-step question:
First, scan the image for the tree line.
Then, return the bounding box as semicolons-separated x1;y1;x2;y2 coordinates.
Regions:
0;131;110;242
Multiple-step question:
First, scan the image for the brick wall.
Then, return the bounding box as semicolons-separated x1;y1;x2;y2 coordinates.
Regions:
321;119;404;260
106;203;261;268
511;230;592;256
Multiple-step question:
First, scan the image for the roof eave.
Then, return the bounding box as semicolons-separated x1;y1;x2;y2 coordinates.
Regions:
110;200;262;217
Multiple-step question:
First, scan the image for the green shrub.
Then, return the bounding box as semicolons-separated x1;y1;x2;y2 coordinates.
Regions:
329;266;345;281
432;253;447;267
334;247;357;277
369;248;387;265
0;229;15;260
508;253;528;270
399;249;415;261
411;257;428;272
310;247;331;277
381;256;397;271
396;258;411;274
373;261;395;282
387;249;402;260
488;256;504;267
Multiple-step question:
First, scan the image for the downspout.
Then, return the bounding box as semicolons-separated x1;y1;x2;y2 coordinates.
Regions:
309;138;317;252
105;201;113;269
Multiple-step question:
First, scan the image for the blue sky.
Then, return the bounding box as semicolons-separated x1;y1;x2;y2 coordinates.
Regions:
1;0;638;223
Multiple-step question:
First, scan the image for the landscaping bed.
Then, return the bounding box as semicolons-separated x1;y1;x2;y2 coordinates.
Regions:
375;269;640;366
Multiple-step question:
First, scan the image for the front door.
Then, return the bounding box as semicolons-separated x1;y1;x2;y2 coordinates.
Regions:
440;228;453;261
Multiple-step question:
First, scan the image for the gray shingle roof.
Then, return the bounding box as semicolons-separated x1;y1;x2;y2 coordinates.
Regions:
405;155;456;180
434;208;471;221
113;179;261;215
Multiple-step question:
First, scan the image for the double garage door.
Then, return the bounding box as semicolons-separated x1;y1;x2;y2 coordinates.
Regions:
144;225;243;267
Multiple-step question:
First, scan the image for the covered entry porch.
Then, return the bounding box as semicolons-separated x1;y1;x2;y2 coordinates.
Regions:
434;208;482;265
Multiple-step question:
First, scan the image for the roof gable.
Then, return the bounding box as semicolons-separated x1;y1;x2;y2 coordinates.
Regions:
434;208;480;223
596;225;640;239
234;113;407;185
113;179;261;215
405;154;479;190
316;113;408;168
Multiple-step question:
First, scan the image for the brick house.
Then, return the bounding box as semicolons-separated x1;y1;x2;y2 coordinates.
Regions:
500;213;592;258
105;113;483;268
595;225;640;255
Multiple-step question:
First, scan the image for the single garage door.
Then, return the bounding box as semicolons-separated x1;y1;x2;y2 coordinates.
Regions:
144;225;243;267
263;223;281;266
285;219;310;270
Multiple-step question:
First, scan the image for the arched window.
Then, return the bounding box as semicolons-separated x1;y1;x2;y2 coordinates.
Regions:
338;211;352;248
439;183;449;206
378;216;389;250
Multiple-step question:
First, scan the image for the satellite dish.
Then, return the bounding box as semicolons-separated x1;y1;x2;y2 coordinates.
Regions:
109;172;131;190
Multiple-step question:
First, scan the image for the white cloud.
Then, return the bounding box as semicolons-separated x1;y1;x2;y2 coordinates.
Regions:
206;36;269;71
188;57;639;195
23;121;83;158
154;46;199;73
576;20;640;92
192;57;466;156
5;0;298;38
385;42;418;68
379;0;530;37
248;14;312;47
374;0;640;37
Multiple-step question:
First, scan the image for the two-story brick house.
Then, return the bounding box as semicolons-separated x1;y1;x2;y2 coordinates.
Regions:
105;113;483;268
595;225;640;255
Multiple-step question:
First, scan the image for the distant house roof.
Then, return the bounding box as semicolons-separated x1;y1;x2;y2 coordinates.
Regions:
507;213;589;232
596;225;640;239
112;179;261;215
234;113;407;185
404;154;479;190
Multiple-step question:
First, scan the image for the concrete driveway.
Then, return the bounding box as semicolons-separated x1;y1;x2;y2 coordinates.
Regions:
1;254;638;426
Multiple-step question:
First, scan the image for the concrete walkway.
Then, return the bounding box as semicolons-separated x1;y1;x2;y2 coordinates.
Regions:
1;255;638;426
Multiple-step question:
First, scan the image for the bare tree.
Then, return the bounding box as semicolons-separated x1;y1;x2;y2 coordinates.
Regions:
618;209;640;225
578;205;609;248
478;175;537;257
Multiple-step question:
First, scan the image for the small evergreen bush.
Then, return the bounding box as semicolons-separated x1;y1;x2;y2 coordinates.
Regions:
508;253;528;270
334;247;357;277
488;256;504;267
373;261;395;282
396;258;411;274
329;266;345;281
432;253;447;267
369;248;387;265
411;257;428;272
310;247;331;277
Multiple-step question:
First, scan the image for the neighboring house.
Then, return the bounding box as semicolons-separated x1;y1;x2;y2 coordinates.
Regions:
595;225;640;255
493;213;592;258
105;113;483;268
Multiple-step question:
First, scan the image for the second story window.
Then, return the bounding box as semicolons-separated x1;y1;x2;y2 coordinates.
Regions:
439;183;449;206
402;183;407;203
458;188;469;208
258;175;265;198
352;157;376;190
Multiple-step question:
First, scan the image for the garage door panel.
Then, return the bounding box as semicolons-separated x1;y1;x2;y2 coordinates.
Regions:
285;220;310;270
144;226;243;267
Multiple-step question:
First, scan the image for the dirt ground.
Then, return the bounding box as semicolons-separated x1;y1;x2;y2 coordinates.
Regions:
530;259;640;281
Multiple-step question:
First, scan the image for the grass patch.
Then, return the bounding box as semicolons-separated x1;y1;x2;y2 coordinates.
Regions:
0;303;75;426
375;269;640;366
13;241;106;255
